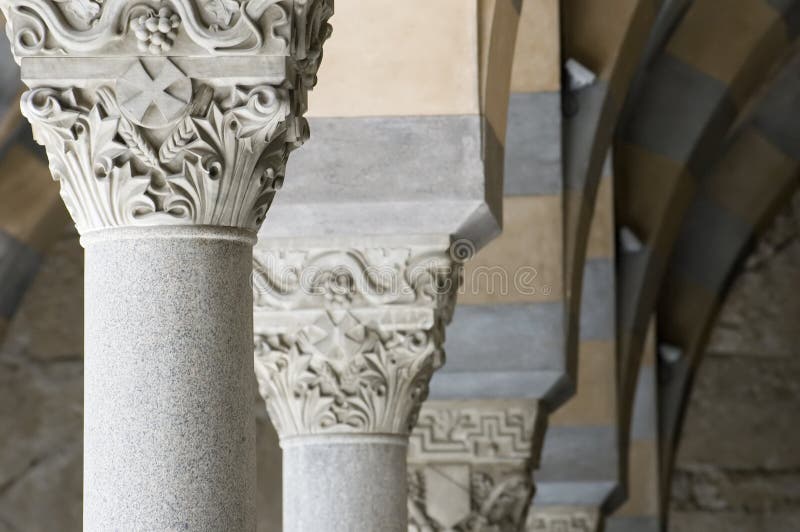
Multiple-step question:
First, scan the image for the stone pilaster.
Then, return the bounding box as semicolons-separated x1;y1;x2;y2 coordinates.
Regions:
253;236;461;532
407;399;544;532
527;506;603;532
0;1;332;530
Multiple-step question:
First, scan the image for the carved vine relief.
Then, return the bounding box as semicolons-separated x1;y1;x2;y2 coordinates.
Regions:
3;0;333;65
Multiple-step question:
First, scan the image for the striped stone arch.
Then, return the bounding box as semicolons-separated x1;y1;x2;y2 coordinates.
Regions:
655;49;800;512
526;0;665;521
612;0;800;505
561;0;661;387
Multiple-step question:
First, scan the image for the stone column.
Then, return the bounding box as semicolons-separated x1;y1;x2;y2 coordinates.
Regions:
407;399;545;532
0;1;332;530
253;236;460;532
527;506;603;532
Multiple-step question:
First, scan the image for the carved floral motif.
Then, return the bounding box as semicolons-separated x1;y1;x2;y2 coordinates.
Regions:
21;73;297;233
253;246;460;313
253;244;461;437
254;309;444;436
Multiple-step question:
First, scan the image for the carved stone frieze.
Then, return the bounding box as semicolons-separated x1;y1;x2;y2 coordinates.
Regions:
526;506;601;532
2;0;332;60
253;241;462;438
0;0;333;234
407;400;543;532
21;79;294;232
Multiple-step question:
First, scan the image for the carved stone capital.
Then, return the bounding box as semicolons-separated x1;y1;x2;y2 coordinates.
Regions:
1;0;332;234
527;506;602;532
252;238;462;438
407;399;544;532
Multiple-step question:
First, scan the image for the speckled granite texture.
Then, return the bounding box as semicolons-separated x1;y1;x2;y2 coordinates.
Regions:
282;435;408;532
82;227;257;532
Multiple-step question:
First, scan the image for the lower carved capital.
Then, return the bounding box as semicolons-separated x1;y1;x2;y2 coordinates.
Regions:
526;506;602;532
253;240;461;438
407;399;544;532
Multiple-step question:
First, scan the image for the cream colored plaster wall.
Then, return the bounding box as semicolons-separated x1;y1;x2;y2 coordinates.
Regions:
307;0;480;118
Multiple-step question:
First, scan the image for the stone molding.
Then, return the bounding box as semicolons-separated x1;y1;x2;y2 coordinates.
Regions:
2;0;331;67
253;240;462;438
407;399;542;532
1;0;333;234
527;506;602;532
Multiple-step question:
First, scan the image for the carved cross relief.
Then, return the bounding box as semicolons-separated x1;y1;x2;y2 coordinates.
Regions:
118;59;191;127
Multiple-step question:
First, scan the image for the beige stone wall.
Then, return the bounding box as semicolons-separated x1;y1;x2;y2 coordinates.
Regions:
669;190;800;531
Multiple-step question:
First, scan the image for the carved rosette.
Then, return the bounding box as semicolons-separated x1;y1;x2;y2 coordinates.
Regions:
0;0;333;234
252;242;462;438
526;507;602;532
407;400;543;532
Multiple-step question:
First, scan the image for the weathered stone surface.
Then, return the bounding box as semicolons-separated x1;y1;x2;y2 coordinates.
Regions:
670;511;800;532
676;355;800;470
670;190;800;530
672;465;800;514
706;192;800;358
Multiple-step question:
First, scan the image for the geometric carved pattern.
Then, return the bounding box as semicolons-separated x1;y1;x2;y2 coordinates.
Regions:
408;401;538;464
526;506;602;532
407;400;543;532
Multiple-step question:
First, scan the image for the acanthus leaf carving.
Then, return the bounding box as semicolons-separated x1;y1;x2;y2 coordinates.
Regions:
253;243;461;437
21;62;298;233
292;0;333;89
254;309;443;437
